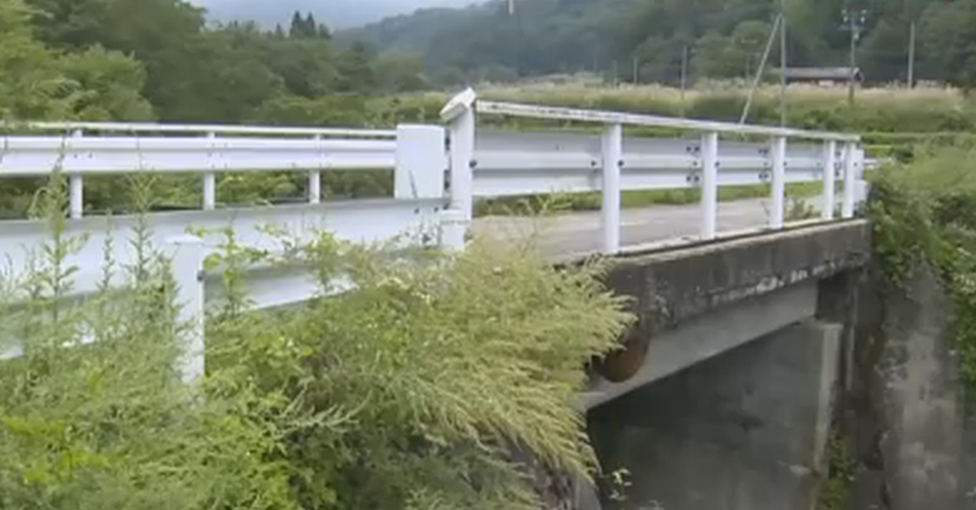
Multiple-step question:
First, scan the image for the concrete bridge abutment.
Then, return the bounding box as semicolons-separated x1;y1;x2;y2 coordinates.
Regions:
588;319;842;510
573;221;872;510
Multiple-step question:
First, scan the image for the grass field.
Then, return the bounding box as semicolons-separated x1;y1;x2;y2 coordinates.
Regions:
376;81;971;134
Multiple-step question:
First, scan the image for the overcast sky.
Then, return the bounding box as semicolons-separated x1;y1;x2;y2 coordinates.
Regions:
191;0;479;29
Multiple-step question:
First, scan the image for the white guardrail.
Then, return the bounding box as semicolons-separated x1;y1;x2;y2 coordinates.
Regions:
441;89;865;253
0;89;867;380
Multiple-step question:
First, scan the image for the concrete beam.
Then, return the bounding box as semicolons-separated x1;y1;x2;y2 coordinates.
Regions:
605;220;870;336
585;281;818;409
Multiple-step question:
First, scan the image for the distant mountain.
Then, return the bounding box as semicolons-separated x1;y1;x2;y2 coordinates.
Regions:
337;0;638;80
193;0;479;29
337;3;494;50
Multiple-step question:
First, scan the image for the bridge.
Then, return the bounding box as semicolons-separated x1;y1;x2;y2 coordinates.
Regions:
3;90;931;509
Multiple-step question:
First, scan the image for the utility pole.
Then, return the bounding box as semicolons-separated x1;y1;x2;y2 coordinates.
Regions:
740;14;783;125
779;0;787;126
680;45;689;117
908;20;916;88
508;0;514;16
633;56;639;85
842;8;867;105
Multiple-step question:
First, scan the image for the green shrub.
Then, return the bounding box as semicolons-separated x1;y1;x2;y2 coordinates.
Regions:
207;229;631;510
0;175;300;510
870;144;976;389
1;171;632;509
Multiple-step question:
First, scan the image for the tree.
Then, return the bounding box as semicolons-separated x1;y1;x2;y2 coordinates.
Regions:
318;23;331;40
860;19;910;84
729;20;772;78
0;0;151;121
919;0;976;89
57;45;154;120
264;37;340;97
289;10;304;38
289;10;319;39
304;12;316;37
337;41;376;92
372;51;429;92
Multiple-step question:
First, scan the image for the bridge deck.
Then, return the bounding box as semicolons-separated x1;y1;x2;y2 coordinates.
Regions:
472;195;833;259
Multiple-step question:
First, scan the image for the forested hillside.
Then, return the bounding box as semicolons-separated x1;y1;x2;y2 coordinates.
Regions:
1;0;429;123
8;0;976;126
345;0;976;87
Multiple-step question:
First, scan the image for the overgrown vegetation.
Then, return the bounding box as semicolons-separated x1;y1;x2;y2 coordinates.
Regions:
870;144;976;388
819;435;856;510
0;170;632;509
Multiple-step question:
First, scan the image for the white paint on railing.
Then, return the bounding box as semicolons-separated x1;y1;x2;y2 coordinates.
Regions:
439;209;467;251
443;92;476;221
448;89;866;255
165;235;206;384
16;121;397;138
203;132;216;210
601;124;623;253
700;132;719;239
309;134;322;204
823;141;837;221
394;125;448;200
770;136;787;229
0;199;444;302
0;137;398;177
477;100;860;142
69;129;84;219
843;143;858;219
309;170;322;204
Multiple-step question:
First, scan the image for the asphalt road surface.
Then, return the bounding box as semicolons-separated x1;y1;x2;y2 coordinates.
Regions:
471;196;832;259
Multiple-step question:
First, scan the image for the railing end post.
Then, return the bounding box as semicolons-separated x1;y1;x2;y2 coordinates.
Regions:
395;124;447;200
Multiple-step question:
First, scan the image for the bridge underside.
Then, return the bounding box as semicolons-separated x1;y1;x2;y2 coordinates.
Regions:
577;220;871;510
589;319;841;510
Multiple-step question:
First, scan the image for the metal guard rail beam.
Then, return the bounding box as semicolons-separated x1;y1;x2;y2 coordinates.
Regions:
0;124;446;218
1;137;397;176
441;88;865;253
477;100;860;142
3;121;397;138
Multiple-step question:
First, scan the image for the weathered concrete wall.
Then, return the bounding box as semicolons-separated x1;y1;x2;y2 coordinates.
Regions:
837;266;976;510
596;221;870;384
603;220;871;336
588;320;841;510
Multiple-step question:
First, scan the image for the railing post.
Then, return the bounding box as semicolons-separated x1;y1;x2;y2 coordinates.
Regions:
842;142;857;219
69;129;84;219
165;235;206;384
700;131;719;239
203;132;216;210
601;124;623;253
442;92;476;221
309;135;322;204
770;136;787;229
822;141;837;220
439;209;467;252
395;124;447;200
